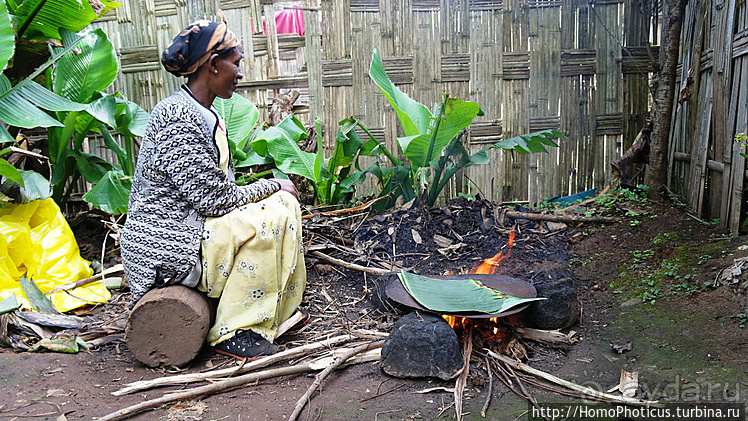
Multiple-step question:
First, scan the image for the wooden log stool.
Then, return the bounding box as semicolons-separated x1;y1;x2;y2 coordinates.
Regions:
125;285;211;367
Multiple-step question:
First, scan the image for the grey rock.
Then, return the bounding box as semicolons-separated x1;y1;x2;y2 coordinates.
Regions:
380;311;463;380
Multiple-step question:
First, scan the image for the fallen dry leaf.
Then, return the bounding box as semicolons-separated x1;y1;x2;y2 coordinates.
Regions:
411;229;423;245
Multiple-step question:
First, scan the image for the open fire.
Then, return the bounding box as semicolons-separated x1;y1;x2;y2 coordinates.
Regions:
442;230;518;339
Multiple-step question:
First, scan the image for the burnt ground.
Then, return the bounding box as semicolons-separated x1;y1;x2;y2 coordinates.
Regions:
1;190;747;420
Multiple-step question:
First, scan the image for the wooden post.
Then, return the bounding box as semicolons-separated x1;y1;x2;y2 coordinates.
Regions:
126;286;211;367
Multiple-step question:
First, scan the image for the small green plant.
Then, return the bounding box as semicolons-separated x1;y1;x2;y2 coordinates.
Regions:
630;249;654;262
569;257;588;267
730;313;747;328
696;254;712;265
652;232;678;246
736;132;748;159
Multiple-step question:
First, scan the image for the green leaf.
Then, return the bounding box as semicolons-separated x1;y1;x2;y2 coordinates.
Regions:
115;98;149;138
18;81;87;112
30;337;81;353
7;169;52;202
75;151;113;184
16;0;96;40
369;49;431;136
53;29;117;104
0;158;24;186
81;93;117;129
235;148;273;168
81;169;130;214
398;271;546;315
0;294;21;315
0;0;14;71
251;116;313;179
0;74;65;128
214;93;259;150
488;129;562;155
19;275;60;314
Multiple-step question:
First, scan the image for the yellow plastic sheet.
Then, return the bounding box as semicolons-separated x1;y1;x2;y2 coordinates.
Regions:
0;198;110;312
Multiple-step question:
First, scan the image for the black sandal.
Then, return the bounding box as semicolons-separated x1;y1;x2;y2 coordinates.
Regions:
214;330;279;360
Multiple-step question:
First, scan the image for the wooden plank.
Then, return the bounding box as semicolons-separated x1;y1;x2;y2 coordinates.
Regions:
467;8;504;201
529;4;561;205
413;11;441;110
714;0;738;227
502;0;530;201
305;1;323;123
592;2;623;190
728;56;747;233
687;71;713;216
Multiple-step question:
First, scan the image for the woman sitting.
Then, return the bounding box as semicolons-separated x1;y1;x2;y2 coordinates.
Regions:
121;18;306;360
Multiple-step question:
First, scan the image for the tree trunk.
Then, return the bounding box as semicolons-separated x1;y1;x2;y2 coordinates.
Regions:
644;0;689;197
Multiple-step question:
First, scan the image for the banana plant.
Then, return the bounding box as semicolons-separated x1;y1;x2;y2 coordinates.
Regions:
365;49;563;208
45;28;149;214
215;92;377;206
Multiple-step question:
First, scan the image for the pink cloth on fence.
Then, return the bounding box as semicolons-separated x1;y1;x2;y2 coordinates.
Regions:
253;8;305;36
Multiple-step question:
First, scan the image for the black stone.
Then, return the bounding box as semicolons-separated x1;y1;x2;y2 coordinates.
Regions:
380;311;464;380
526;278;580;330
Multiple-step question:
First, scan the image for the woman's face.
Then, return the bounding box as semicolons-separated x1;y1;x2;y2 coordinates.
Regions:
212;46;244;99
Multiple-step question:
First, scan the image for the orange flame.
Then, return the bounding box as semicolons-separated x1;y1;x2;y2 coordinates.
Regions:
443;231;516;331
471;230;515;275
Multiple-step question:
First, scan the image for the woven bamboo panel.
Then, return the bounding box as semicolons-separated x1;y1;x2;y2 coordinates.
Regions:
87;0;704;209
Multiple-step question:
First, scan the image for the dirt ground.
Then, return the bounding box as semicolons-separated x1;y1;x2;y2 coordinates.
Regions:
1;190;747;421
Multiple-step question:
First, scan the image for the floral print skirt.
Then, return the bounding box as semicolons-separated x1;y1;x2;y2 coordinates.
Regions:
199;191;306;346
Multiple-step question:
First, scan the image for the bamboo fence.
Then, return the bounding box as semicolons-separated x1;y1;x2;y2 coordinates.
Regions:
670;0;747;232
88;0;746;231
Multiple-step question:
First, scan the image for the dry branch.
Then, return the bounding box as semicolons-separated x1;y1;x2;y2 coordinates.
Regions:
480;357;493;418
101;347;382;421
486;350;660;407
288;340;384;421
515;327;573;349
454;326;473;421
505;211;619;224
44;264;124;296
113;334;357;396
310;251;391;276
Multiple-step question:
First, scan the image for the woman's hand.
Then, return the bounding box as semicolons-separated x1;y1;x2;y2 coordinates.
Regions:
271;178;299;200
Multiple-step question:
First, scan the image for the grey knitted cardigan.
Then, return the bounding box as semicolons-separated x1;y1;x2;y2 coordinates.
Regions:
121;87;279;306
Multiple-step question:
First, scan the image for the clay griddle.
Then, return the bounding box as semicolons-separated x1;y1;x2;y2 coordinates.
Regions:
385;273;538;319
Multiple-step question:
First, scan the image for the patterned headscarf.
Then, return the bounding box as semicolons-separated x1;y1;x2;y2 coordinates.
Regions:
161;19;240;77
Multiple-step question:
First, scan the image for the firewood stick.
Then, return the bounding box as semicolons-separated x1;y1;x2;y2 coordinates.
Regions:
288;340;384;421
515;327;572;349
486;350;660;407
101;348;382;421
44;264;124;296
480;356;493;418
454;325;473;421
504;211;619;223
113;334;358;396
501;360;547;421
310;251;390;276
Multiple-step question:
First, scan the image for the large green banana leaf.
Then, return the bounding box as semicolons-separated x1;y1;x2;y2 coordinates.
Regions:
214;93;259;150
14;0;119;40
398;271;546;315
251;116;314;179
0;31;88;140
398;97;483;169
0;0;13;71
53;29;117;104
369;50;431;137
82;169;130;214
